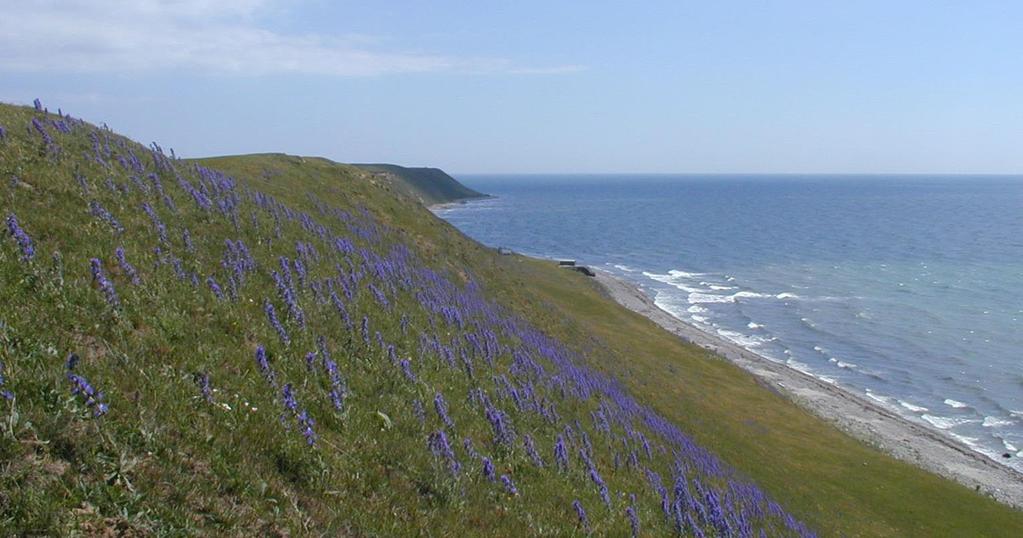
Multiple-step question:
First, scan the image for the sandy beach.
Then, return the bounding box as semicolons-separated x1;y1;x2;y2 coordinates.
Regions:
592;269;1023;509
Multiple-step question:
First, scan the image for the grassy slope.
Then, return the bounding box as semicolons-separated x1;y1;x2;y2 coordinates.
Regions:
352;163;486;206
203;157;1023;536
0;102;1020;537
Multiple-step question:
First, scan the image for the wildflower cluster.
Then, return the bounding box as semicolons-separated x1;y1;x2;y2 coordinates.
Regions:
65;354;108;416
114;246;140;284
90;258;119;307
0;100;822;537
5;213;35;261
87;201;123;233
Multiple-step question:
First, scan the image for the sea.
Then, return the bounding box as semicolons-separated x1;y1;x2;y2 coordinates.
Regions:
435;174;1023;471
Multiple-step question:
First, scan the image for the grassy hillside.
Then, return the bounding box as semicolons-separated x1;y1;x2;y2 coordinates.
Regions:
353;163;486;206
0;100;1020;537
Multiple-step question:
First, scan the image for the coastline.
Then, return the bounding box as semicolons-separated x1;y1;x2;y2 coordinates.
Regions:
591;268;1023;509
427;194;494;211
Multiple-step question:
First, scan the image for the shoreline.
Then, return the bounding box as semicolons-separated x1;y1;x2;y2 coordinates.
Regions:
427;194;494;212
591;269;1023;509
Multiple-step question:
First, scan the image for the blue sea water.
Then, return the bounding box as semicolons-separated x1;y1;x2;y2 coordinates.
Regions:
436;175;1023;471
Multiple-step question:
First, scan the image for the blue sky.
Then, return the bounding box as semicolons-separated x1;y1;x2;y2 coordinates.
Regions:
2;1;1022;173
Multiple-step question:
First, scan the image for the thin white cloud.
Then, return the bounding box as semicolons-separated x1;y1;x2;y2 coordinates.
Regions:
0;0;580;76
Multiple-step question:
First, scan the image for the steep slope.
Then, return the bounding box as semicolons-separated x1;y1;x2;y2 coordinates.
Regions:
353;163;486;206
1;101;1021;537
0;102;812;536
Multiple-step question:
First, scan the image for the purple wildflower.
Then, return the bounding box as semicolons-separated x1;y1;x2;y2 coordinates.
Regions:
33;98;42;112
263;300;290;346
272;270;305;328
281;384;317;446
412;399;425;424
31;117;52;147
463;437;480;460
0;360;13;400
141;202;168;243
427;430;461;475
554;435;569;470
65;353;108;417
281;383;299;412
255;345;276;386
482;457;496;481
114;246;140;284
590;468;612;507
626;505;640;537
399;358;416;382
500;475;518;495
195;372;213;403
523;434;544;467
329;291;352;330
573;500;590;533
206;276;224;299
305;351;317;371
485;404;514;446
323;358;345;411
90;258;119;307
433;392;454;429
0;125;6;141
5;214;35;261
297;410;317;445
182;228;194;252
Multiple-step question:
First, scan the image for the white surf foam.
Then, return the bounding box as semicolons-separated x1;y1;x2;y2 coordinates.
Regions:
983;416;1015;428
921;414;979;430
865;391;892;405
944;398;970;409
899;400;929;413
733;291;774;299
717;329;768;348
688;292;732;304
747;321;762;329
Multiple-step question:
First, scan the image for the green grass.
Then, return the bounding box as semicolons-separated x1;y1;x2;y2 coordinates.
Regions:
0;101;1021;537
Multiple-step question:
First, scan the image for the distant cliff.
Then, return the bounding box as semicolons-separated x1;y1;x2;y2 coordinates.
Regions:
353;163;486;206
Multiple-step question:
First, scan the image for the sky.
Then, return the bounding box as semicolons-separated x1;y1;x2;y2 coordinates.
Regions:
1;0;1022;174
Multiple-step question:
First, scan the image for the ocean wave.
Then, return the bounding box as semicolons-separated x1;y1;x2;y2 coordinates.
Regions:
827;358;858;369
686;290;779;304
865;391;895;407
716;329;771;349
920;414;980;430
983;416;1016;428
734;291;774;299
611;263;637;273
688;292;734;304
899;400;929;413
944;398;970;409
747;321;762;329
